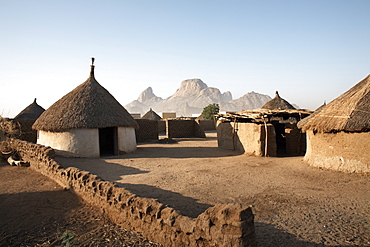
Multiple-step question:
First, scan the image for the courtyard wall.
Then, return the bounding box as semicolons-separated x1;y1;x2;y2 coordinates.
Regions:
5;138;257;246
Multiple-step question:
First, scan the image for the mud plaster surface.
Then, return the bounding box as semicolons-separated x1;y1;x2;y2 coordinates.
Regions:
56;131;370;246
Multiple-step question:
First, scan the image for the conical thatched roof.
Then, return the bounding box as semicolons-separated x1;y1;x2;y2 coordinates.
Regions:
298;75;370;133
33;60;139;131
262;91;296;110
14;98;45;120
141;108;162;121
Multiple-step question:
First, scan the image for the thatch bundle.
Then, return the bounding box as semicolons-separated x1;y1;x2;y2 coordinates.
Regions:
218;108;311;124
298;75;370;133
262;91;295;110
33;64;139;131
14;98;45;120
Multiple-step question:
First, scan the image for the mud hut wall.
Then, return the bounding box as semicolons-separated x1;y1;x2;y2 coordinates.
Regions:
217;122;277;156
117;127;137;153
135;119;159;142
7;139;257;247
13;119;38;143
304;130;370;173
285;123;306;156
196;120;216;131
166;120;206;138
37;128;100;157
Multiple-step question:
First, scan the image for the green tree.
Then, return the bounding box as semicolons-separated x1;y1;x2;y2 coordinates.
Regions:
201;103;219;120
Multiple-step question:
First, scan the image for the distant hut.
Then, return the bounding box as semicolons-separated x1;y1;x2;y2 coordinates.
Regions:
33;59;139;157
132;108;161;142
298;75;370;173
262;91;296;110
217;109;311;157
141;108;162;121
15;99;45;120
13;98;45;143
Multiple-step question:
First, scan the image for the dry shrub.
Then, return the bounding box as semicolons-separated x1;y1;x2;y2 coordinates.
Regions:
0;116;20;146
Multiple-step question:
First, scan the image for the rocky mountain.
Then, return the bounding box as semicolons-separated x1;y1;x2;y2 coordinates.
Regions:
124;79;272;117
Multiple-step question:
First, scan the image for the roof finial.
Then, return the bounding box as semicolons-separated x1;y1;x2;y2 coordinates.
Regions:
90;57;95;78
275;91;280;97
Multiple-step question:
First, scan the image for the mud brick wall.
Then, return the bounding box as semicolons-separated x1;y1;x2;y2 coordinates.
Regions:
166;120;206;139
196;120;216;131
7;139;257;247
135;119;159;142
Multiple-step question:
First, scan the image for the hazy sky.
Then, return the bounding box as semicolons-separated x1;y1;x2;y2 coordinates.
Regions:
1;0;369;117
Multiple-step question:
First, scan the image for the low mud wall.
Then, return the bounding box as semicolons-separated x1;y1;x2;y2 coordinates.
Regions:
196;120;216;131
135;119;159;142
166;120;206;138
7;139;257;246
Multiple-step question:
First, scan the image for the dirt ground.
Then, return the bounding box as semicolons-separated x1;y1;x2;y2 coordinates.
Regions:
0;162;162;246
1;131;369;246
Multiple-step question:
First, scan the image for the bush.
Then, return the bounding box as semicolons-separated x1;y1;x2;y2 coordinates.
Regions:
201;103;220;120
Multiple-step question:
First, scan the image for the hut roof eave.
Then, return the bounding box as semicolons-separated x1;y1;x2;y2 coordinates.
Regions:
298;75;370;133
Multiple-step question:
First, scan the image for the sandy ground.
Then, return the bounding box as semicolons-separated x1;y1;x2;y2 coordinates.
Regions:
55;131;370;246
0;163;162;246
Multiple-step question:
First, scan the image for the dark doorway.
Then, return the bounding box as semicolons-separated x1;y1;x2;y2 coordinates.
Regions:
99;127;117;156
272;122;287;156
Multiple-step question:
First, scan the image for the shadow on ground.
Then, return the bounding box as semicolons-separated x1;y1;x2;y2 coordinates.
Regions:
57;157;149;181
124;146;242;159
115;182;213;218
0;190;81;246
255;222;327;247
58;158;213;218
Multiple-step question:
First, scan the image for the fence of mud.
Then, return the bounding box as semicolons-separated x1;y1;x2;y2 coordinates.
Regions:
4;139;256;247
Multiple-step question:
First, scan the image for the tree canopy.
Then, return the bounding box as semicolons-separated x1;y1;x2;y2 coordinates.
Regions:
201;103;219;120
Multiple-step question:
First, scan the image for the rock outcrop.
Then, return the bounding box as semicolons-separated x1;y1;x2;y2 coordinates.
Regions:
125;79;272;116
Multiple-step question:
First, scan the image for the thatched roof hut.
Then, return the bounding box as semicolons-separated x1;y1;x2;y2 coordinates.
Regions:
141;108;162;121
33;64;138;131
298;75;370;173
33;59;138;157
14;98;45;120
298;75;370;133
13;99;45;143
262;91;295;110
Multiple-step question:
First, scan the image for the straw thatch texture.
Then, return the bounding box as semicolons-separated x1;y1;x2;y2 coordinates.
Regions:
298;75;370;133
262;91;296;110
296;102;326;129
14;99;45;120
33;66;138;131
141;108;162;121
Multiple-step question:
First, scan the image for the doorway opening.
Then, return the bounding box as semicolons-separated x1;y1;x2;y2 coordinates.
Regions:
99;127;118;156
272;122;287;156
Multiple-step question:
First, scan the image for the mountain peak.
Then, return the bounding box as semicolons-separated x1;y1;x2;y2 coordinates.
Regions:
172;79;208;98
125;79;272;116
137;87;157;103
